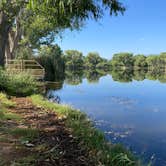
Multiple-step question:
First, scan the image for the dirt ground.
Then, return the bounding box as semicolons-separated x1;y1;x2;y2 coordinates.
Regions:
0;97;93;166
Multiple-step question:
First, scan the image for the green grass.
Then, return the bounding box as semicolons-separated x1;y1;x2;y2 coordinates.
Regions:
0;109;21;121
9;128;39;139
0;93;15;107
9;128;39;141
31;94;140;166
0;93;21;121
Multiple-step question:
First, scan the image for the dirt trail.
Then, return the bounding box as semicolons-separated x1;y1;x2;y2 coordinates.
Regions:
0;98;93;166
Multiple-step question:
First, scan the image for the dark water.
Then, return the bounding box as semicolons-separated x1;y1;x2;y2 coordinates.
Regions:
47;70;166;165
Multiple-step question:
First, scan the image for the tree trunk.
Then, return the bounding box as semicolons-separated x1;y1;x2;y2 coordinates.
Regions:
0;12;10;66
5;38;12;60
5;12;23;60
0;33;7;66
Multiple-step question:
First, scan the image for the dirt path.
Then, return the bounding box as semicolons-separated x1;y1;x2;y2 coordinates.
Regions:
0;97;93;166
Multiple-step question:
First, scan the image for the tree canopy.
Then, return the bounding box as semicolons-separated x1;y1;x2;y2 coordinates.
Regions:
133;55;147;68
0;0;125;65
110;53;134;68
64;50;84;70
85;52;105;69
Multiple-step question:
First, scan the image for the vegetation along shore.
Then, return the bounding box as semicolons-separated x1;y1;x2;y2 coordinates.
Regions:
1;0;165;165
0;72;139;165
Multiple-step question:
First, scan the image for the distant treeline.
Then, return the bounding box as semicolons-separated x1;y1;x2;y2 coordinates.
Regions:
63;50;109;70
64;50;166;70
15;44;166;81
110;52;166;70
38;46;166;81
46;69;166;91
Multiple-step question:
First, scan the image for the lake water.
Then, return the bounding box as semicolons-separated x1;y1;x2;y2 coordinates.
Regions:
46;71;166;166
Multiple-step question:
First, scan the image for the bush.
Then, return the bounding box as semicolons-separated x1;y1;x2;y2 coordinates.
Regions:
0;69;40;96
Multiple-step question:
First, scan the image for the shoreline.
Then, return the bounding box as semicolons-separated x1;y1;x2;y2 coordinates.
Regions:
0;93;139;165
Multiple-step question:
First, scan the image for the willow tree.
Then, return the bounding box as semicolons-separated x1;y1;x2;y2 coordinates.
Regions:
0;0;125;66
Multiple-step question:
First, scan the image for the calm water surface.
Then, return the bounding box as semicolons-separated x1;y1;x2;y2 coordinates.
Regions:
47;74;166;165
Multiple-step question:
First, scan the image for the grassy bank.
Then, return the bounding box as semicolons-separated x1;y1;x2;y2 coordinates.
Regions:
31;95;140;166
0;93;141;165
0;69;140;165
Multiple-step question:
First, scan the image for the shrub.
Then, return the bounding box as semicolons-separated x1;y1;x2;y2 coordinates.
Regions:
0;69;40;96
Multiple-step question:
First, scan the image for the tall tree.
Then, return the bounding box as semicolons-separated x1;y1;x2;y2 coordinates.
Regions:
0;0;125;66
133;54;147;68
64;50;84;70
85;52;103;69
111;53;134;68
0;0;25;65
146;55;160;69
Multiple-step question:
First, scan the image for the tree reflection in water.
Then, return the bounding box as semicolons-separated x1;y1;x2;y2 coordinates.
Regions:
45;68;166;90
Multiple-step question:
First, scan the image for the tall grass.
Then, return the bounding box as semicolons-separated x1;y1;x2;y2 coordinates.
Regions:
0;69;40;96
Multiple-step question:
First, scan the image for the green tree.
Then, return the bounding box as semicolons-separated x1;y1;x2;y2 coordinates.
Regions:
133;54;147;68
64;50;84;70
159;52;166;69
85;52;104;69
110;53;134;69
96;62;110;70
0;0;125;66
146;55;160;69
14;46;33;60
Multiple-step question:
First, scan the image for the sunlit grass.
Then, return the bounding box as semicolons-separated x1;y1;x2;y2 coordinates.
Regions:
0;93;15;108
0;93;21;121
0;109;21;121
9;128;39;141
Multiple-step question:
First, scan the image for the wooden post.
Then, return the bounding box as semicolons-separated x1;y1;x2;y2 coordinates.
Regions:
21;59;23;71
23;60;25;71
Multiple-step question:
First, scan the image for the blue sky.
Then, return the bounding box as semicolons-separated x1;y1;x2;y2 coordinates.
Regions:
57;0;166;59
